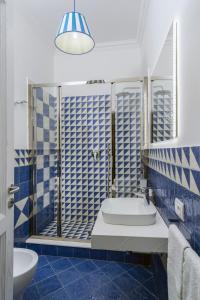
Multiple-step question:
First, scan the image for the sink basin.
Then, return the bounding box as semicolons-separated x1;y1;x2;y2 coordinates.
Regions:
101;197;157;226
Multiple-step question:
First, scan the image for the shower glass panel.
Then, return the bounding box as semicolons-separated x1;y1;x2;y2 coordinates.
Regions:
59;83;112;240
31;79;144;241
114;81;143;197
32;83;112;240
32;87;58;236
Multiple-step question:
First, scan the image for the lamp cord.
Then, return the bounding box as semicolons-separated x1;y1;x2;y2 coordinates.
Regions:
74;0;76;11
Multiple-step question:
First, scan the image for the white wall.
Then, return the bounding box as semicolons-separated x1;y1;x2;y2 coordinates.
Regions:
14;5;55;149
142;0;200;147
17;0;200;149
152;40;173;77
13;13;143;149
54;43;143;82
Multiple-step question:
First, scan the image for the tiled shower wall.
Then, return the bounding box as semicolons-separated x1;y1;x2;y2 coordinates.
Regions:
14;87;58;242
14;150;33;243
60;95;111;223
115;91;142;197
14;146;58;241
144;146;200;254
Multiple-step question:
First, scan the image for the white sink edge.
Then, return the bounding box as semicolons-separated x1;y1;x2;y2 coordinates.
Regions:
101;197;157;226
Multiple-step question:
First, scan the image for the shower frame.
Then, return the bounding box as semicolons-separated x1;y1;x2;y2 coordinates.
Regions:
28;77;147;241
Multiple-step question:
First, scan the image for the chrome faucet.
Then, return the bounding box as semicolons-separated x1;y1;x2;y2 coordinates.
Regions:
91;149;101;162
144;187;150;205
138;187;153;205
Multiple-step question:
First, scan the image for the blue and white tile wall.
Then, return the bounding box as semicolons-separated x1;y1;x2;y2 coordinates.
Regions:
115;91;142;197
33;87;58;234
60;95;111;223
14;150;33;243
144;146;200;254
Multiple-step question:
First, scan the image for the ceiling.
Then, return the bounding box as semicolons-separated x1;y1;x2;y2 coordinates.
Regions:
16;0;146;44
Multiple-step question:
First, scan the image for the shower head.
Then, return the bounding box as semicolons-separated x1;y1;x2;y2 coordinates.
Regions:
154;90;171;97
116;92;132;97
86;80;105;84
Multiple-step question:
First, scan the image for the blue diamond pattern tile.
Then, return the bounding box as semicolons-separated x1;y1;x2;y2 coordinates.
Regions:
101;261;125;279
64;277;91;300
113;272;142;295
58;266;82;286
93;281;128;300
75;260;98;273
42;288;70;300
127;265;153;283
36;275;62;298
134;288;158;300
34;264;55;283
143;277;157;297
37;256;49;269
22;254;162;300
23;285;40;300
50;258;72;273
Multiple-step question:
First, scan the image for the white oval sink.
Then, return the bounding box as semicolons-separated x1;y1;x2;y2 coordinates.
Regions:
101;197;157;226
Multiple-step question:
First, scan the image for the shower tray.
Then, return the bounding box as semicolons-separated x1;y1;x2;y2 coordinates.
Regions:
39;219;94;240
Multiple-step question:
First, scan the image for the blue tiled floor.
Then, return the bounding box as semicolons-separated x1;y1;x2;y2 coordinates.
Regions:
22;254;159;300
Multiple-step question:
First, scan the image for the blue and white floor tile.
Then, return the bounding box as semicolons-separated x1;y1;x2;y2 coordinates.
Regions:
40;220;94;240
22;254;159;300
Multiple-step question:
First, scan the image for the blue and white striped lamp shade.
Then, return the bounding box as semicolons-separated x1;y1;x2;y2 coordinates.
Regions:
55;12;95;55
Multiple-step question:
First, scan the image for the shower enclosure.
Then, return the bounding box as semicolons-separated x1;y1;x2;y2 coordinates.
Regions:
29;79;145;241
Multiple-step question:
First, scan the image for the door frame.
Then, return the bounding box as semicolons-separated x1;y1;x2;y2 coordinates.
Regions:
0;0;14;299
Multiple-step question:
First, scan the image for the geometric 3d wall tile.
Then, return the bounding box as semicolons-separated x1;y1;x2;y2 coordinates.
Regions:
144;146;200;196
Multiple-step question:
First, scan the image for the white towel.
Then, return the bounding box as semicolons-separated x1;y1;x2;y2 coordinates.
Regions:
182;248;200;300
167;225;190;300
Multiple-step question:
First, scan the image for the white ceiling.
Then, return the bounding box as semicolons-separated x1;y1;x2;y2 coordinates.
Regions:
16;0;146;44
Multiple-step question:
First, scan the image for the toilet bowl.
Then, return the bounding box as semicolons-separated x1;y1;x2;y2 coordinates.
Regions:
13;248;38;299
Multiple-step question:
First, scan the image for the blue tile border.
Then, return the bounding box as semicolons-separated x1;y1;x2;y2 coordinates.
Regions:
144;146;200;255
144;146;200;196
15;242;151;264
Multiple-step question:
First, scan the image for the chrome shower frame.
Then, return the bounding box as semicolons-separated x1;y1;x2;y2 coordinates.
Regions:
28;77;147;241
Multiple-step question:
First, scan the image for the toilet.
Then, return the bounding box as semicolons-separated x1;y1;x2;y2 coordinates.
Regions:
13;248;38;299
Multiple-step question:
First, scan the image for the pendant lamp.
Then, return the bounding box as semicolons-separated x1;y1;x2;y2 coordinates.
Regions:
55;0;95;55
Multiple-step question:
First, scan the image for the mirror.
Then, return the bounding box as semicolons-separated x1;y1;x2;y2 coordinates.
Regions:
150;22;177;143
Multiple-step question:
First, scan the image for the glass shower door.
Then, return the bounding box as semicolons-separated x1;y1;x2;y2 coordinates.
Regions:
114;81;143;197
31;80;144;240
32;86;59;236
60;83;112;240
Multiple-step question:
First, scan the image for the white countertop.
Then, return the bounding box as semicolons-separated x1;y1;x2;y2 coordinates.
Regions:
91;209;169;253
